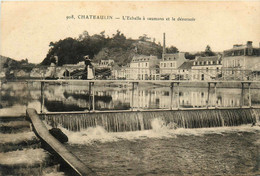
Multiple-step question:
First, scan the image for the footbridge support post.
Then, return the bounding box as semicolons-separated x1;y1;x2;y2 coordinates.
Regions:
177;82;180;109
131;82;139;111
40;81;45;113
92;82;95;112
207;82;211;108
88;82;94;112
248;82;252;107
170;82;174;110
214;82;218;108
240;82;244;107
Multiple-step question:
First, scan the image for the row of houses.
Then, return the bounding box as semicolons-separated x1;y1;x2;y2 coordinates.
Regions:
112;41;260;81
2;40;259;81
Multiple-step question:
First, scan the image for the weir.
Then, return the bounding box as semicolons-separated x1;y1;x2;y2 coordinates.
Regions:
41;108;260;132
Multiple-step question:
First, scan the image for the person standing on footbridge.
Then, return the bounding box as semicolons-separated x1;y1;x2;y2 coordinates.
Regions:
82;55;94;80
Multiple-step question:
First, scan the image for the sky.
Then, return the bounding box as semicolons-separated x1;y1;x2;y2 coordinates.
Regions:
1;1;260;63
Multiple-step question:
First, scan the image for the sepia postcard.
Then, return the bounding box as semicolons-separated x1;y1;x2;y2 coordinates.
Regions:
0;1;260;176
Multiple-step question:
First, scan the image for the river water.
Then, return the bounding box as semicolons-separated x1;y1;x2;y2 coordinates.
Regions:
1;81;260;175
1;81;260;113
63;124;260;176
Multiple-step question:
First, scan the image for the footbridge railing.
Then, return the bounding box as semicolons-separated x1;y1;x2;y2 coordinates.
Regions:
31;79;260;114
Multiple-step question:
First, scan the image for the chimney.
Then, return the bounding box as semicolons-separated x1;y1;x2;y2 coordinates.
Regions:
163;33;166;60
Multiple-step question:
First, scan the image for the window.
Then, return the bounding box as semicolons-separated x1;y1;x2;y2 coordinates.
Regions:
164;63;166;67
170;63;173;67
204;61;206;65
206;67;208;72
146;63;148;67
161;63;163;67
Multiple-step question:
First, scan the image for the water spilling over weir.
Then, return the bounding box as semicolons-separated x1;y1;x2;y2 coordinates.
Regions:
42;108;260;132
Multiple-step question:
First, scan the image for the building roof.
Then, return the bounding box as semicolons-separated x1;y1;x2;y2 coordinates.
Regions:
223;41;260;57
162;53;185;61
195;55;221;62
178;61;194;69
193;55;222;66
132;55;158;62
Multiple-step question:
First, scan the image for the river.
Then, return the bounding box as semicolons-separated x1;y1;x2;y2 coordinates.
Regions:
1;81;260;175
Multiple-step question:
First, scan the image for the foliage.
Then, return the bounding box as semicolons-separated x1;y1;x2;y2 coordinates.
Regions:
166;46;179;53
184;45;217;60
41;31;179;66
204;45;216;56
1;56;35;72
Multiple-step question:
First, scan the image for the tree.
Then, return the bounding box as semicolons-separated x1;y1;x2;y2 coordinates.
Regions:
138;34;151;42
41;31;177;66
185;52;196;60
166;46;179;53
204;45;216;56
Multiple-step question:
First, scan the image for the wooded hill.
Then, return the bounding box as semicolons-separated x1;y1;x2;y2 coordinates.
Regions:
41;31;179;66
0;55;35;72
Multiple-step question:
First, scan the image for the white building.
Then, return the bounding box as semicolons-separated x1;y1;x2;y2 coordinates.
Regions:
112;66;131;80
129;55;159;80
99;59;114;68
177;61;194;80
160;53;187;79
191;55;222;81
222;41;260;80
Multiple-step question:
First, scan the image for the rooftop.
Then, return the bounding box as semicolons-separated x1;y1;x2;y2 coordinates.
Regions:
178;61;194;70
195;56;221;62
162;52;186;61
132;55;158;62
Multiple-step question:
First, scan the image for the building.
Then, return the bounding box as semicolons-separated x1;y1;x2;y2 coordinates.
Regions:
129;55;159;80
191;55;222;81
99;59;114;68
222;41;260;80
177;61;194;80
159;33;187;79
160;53;187;76
112;65;131;80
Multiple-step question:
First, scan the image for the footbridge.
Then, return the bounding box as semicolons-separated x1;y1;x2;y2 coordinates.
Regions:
29;79;260;114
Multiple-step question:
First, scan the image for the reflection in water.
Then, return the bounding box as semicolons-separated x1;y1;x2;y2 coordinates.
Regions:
1;82;260;113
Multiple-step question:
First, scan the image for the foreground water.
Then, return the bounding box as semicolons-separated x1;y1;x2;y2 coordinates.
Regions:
59;120;260;176
1;81;260;175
